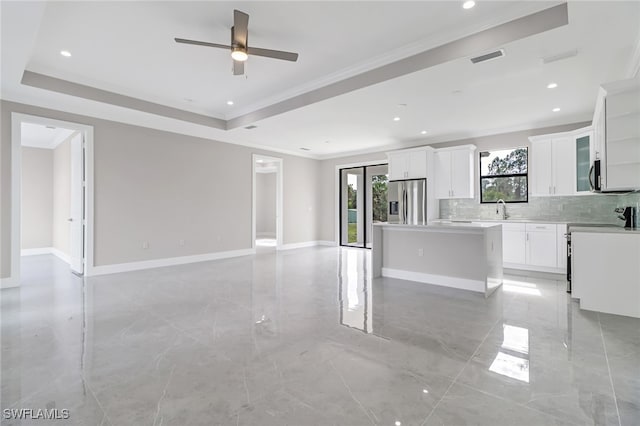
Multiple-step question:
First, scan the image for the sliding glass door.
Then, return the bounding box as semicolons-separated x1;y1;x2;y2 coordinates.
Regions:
340;164;388;248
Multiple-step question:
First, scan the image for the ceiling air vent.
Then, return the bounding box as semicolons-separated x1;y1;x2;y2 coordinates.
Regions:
244;125;258;130
470;49;505;64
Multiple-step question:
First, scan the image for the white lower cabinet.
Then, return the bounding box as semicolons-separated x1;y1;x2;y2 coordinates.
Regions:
495;222;566;273
502;223;526;264
525;224;557;268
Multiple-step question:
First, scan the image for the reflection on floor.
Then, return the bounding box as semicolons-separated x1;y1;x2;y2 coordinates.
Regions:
2;249;638;425
255;238;277;247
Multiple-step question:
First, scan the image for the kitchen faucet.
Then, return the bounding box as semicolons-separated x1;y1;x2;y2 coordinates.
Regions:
496;199;508;220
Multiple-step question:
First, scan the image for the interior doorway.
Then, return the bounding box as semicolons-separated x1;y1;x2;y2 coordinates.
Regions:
252;154;283;250
339;164;388;248
6;113;94;288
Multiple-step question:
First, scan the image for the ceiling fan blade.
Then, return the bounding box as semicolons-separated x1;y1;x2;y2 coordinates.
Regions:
233;60;244;76
175;38;231;50
233;10;249;47
247;46;299;62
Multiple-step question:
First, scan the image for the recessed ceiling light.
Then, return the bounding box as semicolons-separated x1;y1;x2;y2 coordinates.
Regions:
422;389;429;394
547;83;558;89
463;1;476;10
395;421;402;426
324;140;330;144
184;98;194;102
421;130;427;135
45;125;56;129
60;50;71;57
300;147;311;151
256;159;264;163
552;107;561;112
226;100;234;106
393;117;400;121
397;103;407;107
244;125;258;130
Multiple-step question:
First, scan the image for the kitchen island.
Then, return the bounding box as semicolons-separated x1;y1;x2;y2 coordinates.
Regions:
372;222;503;297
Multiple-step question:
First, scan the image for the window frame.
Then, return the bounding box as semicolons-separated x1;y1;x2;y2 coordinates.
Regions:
479;147;529;204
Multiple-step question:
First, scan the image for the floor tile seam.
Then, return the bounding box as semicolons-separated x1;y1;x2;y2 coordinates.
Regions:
328;359;377;425
598;312;622;426
419;316;502;426
454;381;583;426
152;364;176;426
82;376;114;426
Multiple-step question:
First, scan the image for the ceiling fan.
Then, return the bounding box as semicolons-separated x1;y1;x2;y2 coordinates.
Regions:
175;10;299;76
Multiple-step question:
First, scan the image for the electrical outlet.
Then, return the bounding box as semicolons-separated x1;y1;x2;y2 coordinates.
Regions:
142;241;149;249
418;248;424;257
179;239;185;246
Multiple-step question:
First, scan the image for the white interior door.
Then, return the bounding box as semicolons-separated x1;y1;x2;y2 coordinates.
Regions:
69;132;84;274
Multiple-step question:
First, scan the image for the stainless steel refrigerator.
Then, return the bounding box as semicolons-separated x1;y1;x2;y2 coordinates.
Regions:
387;178;427;225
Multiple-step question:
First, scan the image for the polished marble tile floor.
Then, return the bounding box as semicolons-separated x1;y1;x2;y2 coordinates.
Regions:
1;248;638;425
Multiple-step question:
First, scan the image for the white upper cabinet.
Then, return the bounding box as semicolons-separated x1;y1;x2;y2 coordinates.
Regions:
434;145;476;199
529;134;577;196
592;78;640;192
434;151;452;198
387;149;427;180
552;137;575;195
604;88;640;191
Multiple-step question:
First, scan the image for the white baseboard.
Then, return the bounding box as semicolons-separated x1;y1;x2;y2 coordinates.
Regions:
504;263;566;276
21;247;71;264
318;240;338;246
381;267;485;293
21;247;52;256
50;248;71;264
277;240;337;251
89;248;256;276
1;277;18;289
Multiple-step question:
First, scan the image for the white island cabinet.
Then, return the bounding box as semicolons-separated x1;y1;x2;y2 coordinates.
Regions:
372;222;503;297
572;227;640;318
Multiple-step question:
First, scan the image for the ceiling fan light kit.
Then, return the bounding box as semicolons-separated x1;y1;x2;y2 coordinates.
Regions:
231;48;248;62
175;9;298;75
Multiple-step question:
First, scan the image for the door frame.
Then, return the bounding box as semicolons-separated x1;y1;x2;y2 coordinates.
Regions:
334;161;388;248
252;154;283;249
5;113;95;288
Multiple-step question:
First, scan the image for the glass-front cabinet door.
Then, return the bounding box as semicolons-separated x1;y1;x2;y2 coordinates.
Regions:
575;133;592;193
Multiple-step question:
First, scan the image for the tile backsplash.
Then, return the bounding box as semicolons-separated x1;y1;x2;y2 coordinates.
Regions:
439;193;640;224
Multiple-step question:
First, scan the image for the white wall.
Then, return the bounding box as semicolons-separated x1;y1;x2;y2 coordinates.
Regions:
1;100;321;276
52;136;72;256
256;172;276;238
21;147;53;249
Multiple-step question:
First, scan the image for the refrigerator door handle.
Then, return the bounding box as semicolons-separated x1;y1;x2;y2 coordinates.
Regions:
422;181;426;224
403;189;408;224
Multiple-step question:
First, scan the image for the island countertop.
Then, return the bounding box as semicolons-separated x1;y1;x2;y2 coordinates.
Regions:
374;222;501;230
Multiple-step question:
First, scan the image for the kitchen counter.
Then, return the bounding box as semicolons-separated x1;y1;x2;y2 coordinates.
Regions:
377;222;501;232
434;218;617;225
570;226;640;234
372;223;503;297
